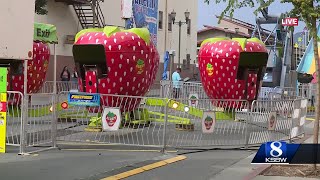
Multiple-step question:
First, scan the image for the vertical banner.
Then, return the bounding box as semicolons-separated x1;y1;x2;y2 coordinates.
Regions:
132;0;158;46
202;111;215;133
162;51;169;80
0;67;7;153
102;108;122;131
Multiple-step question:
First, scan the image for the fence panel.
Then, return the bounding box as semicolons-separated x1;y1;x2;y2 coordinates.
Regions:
6;91;23;146
38;81;79;93
23;93;55;147
290;99;307;139
56;92;168;147
164;99;250;147
160;81;208;99
145;83;161;97
247;99;295;145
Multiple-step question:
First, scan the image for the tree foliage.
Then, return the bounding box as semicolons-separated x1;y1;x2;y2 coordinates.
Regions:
35;0;48;15
205;0;320;29
205;0;320;170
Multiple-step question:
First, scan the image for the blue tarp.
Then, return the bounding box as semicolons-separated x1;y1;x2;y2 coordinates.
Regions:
162;51;169;80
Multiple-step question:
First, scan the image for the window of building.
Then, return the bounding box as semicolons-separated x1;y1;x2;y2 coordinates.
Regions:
186;54;191;69
158;11;163;30
187;19;191;35
10;61;23;75
168;14;172;32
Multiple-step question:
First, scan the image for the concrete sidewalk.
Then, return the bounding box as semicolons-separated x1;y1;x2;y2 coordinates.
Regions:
210;120;318;180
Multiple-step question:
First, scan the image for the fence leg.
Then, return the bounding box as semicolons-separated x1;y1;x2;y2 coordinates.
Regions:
51;94;57;148
244;101;252;149
161;100;169;153
19;94;27;155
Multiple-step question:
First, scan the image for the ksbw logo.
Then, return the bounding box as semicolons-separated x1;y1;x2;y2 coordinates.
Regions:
265;141;287;163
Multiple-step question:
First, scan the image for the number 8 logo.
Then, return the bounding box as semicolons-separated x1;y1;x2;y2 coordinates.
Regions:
270;141;283;157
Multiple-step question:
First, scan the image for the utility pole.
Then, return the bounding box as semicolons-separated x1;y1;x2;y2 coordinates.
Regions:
164;0;169;79
92;0;96;27
178;21;182;68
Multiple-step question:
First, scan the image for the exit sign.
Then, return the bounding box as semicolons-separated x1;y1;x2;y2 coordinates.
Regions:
282;18;299;26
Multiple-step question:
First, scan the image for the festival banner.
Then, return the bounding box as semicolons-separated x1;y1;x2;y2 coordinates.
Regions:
132;0;158;46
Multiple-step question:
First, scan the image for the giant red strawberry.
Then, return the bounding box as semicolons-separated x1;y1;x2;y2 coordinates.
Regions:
8;41;50;105
198;37;268;108
74;26;159;111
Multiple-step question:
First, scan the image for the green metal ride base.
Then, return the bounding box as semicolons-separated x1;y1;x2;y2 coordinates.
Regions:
8;103;91;119
145;98;234;121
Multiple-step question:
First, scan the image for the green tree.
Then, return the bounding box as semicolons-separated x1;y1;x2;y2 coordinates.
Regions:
205;0;320;171
35;0;48;15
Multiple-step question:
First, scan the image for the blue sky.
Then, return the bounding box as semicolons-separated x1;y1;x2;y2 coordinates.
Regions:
197;0;306;33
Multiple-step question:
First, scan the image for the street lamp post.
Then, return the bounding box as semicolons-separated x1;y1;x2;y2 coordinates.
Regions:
170;10;190;68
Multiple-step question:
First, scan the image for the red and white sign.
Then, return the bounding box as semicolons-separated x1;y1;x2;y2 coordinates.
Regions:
61;102;68;109
281;18;299;26
102;108;121;131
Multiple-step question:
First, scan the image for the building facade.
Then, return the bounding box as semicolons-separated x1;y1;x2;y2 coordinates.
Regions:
35;0;198;81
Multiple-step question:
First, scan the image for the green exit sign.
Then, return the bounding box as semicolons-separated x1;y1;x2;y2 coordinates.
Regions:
0;68;7;93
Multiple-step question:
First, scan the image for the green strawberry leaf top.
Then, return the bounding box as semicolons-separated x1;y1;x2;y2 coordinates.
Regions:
205;116;213;122
74;26;151;45
207;63;213;68
200;37;266;51
137;59;145;65
107;112;116;118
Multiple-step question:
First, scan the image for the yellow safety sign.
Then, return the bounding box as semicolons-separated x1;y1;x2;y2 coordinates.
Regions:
0;93;6;102
0;112;7;153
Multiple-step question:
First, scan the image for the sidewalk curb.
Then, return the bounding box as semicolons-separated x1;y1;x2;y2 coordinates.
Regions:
243;134;312;180
101;155;187;180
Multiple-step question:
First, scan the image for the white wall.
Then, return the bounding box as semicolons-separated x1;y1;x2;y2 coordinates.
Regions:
34;0;198;64
158;0;198;64
34;0;80;57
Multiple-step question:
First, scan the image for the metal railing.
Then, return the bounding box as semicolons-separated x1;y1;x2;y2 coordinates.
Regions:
6;89;307;153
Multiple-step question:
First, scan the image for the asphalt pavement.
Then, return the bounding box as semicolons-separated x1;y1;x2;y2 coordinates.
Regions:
0;147;162;180
127;149;255;180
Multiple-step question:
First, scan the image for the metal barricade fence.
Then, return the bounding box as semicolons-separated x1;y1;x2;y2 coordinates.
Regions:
145;83;161;97
160;80;208;99
56;92;168;147
38;81;79;93
19;93;56;154
247;99;296;145
6;91;23;147
54;93;305;149
8;90;306;152
164;99;250;148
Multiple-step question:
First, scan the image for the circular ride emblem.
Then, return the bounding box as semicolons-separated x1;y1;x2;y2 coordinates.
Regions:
105;111;117;127
190;95;197;105
206;63;214;76
202;111;215;133
204;116;214;130
268;112;277;131
136;59;145;74
188;93;199;107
